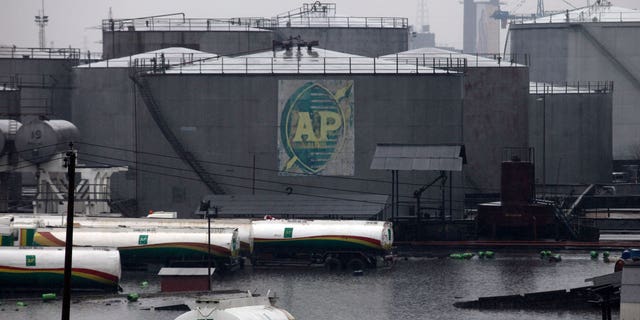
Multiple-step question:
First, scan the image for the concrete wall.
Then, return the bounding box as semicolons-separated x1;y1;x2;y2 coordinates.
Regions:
102;30;274;59
463;67;530;192
510;22;640;159
0;58;78;120
528;92;613;185
272;28;408;57
132;74;464;217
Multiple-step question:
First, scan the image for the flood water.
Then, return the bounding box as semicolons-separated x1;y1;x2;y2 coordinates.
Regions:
2;250;618;320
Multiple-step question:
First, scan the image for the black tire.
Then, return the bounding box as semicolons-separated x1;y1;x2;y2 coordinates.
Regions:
346;257;366;271
325;257;342;271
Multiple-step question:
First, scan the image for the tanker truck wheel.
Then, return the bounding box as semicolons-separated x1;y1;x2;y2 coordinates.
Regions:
346;257;366;271
324;257;342;271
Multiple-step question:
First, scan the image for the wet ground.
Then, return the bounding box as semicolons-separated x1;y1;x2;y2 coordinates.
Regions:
1;250;618;320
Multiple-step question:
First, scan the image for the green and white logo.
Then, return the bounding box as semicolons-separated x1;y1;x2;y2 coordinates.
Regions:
278;80;354;176
26;255;36;266
138;234;148;245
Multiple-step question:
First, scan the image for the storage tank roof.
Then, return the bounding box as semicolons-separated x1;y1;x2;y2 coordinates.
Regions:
515;5;640;24
76;47;217;68
382;47;526;68
163;47;455;74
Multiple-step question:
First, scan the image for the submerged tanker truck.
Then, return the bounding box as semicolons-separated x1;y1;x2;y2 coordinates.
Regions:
251;219;394;270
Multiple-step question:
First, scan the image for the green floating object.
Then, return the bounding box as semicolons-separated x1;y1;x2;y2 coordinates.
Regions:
485;251;495;258
42;293;56;301
140;281;149;288
16;302;27;307
590;251;598;259
603;251;610;257
549;254;562;262
478;251;486;258
127;293;139;302
462;253;474;260
449;253;462;259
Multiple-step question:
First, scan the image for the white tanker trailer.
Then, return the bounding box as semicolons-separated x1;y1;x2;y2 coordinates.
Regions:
32;227;240;270
0;247;121;292
251;219;394;270
2;215;254;255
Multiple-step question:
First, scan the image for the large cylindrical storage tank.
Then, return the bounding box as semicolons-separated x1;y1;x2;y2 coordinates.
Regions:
14;119;79;164
529;85;613;185
71;48;219;215
126;48;465;217
510;7;640;160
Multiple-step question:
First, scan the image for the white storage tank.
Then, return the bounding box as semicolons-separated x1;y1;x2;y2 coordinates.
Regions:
14;119;79;163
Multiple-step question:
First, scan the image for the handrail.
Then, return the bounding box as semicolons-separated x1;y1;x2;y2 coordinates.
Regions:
102;16;408;31
131;55;465;75
0;46;80;60
510;10;640;24
78;52;467;75
387;52;528;67
530;81;614;94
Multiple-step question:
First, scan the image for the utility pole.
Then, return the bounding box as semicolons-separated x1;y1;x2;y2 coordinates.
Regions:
61;143;76;320
34;0;48;48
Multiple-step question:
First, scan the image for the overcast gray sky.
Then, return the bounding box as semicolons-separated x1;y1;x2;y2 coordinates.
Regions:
1;0;638;53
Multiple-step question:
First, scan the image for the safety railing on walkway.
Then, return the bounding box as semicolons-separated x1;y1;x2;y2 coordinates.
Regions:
80;52;216;68
510;9;640;24
387;53;529;68
128;54;465;75
102;16;408;32
530;81;614;94
0;46;81;60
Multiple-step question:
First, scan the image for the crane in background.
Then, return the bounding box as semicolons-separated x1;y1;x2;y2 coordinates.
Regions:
492;0;546;25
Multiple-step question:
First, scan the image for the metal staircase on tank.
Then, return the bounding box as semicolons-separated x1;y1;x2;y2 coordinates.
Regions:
129;72;225;195
574;24;640;91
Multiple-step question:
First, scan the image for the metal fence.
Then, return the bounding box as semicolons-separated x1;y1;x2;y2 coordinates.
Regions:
128;54;466;75
510;10;640;25
0;47;80;60
102;16;408;32
387;53;529;68
530;81;614;94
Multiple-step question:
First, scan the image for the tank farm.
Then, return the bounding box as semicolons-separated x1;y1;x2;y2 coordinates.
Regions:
1;2;640;319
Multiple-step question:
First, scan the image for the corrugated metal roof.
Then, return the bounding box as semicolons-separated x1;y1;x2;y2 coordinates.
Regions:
199;194;388;217
158;268;214;276
370;144;466;171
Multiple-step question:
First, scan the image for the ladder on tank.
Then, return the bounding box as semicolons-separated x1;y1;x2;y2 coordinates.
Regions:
129;72;225;195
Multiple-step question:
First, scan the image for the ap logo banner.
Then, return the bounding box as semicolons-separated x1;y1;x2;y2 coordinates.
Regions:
278;80;354;176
